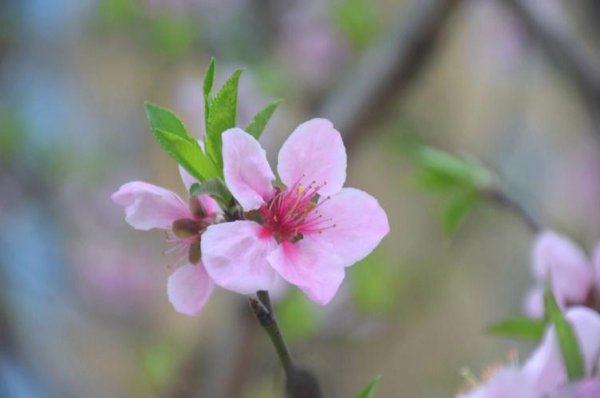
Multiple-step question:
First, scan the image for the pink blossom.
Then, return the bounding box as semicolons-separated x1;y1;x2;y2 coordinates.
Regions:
524;231;594;318
112;181;221;315
201;119;389;304
459;307;600;398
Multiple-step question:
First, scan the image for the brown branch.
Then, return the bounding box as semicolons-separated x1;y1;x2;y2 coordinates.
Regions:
504;0;600;132
318;0;465;151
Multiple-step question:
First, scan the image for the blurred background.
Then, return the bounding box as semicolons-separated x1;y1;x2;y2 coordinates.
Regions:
1;0;600;397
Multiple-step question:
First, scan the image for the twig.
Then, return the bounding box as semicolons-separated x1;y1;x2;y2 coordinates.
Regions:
482;187;542;233
249;291;322;398
318;0;465;151
503;0;600;133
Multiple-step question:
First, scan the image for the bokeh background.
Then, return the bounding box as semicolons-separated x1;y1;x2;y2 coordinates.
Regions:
1;0;600;397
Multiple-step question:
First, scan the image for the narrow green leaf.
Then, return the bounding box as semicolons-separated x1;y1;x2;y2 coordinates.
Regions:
206;69;243;169
245;99;282;139
544;288;585;381
486;317;547;342
151;129;218;182
189;177;232;207
203;58;216;128
354;375;382;398
145;102;193;142
203;57;216;98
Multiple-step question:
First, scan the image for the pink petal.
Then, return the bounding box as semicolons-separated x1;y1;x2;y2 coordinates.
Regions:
222;128;275;210
523;287;545;319
201;221;279;294
314;188;389;267
456;367;538;398
523;307;600;394
576;378;600;398
179;165;197;192
267;238;345;305
531;230;593;304
593;244;600;292
167;263;214;316
111;181;190;230
198;194;223;216
277;118;346;197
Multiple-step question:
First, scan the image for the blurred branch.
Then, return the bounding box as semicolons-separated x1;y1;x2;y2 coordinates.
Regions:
483;187;541;233
504;0;600;132
319;0;464;151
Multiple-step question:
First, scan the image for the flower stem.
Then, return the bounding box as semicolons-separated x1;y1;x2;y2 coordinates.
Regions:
249;290;322;398
482;187;542;233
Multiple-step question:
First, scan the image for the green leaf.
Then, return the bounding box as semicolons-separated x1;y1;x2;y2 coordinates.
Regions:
544;288;585;381
443;191;480;235
486;317;547;342
145;102;193;142
414;146;492;192
203;58;215;128
151;129;218;182
350;251;397;314
245;99;282;139
354;375;382;398
203;57;216;98
189;178;232;208
206;69;243;170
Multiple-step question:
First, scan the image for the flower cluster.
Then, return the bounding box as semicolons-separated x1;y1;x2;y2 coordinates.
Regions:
112;118;389;315
458;307;600;398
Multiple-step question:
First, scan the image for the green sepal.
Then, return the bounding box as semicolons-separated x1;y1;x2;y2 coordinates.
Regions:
189;177;233;208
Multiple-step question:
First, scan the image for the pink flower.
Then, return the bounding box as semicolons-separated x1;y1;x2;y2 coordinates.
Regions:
112;180;222;315
524;231;594;318
459;307;600;398
201;118;389;305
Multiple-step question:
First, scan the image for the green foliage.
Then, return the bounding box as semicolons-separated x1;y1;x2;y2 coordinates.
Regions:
246;100;283;140
486;317;546;342
139;344;177;390
276;290;320;341
149;16;196;57
189;178;233;208
203;57;215;127
411;145;494;236
544;288;585;381
334;0;381;51
205;69;243;170
354;375;382;398
350;251;397;314
145;103;218;182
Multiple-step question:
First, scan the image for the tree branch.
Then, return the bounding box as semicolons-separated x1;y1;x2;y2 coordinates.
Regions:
318;0;465;150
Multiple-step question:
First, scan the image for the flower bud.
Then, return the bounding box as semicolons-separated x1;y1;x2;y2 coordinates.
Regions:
188;239;201;265
172;218;199;238
189;196;207;219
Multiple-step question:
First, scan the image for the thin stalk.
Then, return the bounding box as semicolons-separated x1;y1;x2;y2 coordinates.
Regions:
483;188;542;233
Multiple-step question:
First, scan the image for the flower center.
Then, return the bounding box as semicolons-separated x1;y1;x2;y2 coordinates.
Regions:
258;180;334;243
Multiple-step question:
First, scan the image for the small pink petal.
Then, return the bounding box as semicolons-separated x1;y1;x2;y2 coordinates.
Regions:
575;377;600;398
456;367;538;398
524;307;600;394
315;188;389;267
531;230;593;304
222;128;275;210
198;194;223;216
277;118;346;197
167;263;214;316
523;287;545;319
592;244;600;292
267;238;344;305
201;221;279;294
111;181;190;230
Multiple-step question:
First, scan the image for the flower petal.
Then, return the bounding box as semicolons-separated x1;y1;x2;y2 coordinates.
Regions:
111;181;190;230
267;238;344;305
523;286;545;319
314;187;389;267
222;128;275;210
523;307;600;394
531;230;593;304
456;367;538;398
277;118;346;196
201;221;279;294
167;263;214;316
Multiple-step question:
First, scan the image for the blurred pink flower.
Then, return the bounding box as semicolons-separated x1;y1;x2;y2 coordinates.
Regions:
459;307;600;398
524;231;594;318
112;180;221;315
201;119;389;305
